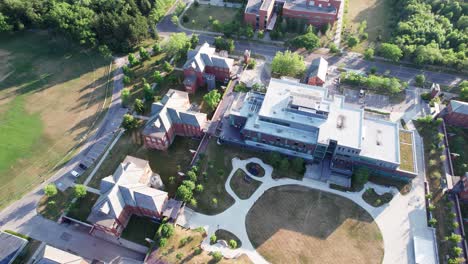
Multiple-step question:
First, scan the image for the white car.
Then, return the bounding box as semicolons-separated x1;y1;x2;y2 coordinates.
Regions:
71;170;80;178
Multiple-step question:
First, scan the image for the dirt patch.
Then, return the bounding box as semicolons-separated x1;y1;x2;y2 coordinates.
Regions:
246;185;383;264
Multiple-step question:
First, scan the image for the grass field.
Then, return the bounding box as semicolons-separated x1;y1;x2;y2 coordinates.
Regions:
343;0;393;52
246;185;384;264
149;226;252;264
0;31;111;209
182;5;240;32
229;169;261;200
121;215;160;246
37;188;74;221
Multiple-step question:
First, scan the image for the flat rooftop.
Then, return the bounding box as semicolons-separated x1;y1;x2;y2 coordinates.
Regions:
283;0;338;14
0;231;28;264
360;118;400;164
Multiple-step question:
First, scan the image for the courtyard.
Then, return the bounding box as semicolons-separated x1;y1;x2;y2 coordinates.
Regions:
182;5;240;32
246;185;384;264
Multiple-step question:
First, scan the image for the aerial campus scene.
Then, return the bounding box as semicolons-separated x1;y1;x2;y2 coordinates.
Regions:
0;0;467;263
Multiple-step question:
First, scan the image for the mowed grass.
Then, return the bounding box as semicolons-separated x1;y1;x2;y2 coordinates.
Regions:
344;0;393;52
246;185;384;264
0;31;110;209
229;169;261;200
182;5;239;31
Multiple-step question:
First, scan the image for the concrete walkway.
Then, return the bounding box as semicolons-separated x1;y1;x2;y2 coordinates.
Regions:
181;156;431;264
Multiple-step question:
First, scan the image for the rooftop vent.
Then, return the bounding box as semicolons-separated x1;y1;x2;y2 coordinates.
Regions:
276;129;283;133
376;129;382;146
336;115;345;129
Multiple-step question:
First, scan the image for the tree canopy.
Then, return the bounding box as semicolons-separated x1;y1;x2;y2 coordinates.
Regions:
271;51;306;77
164;32;191;59
378;43;403;62
203;90;221;110
289;31;320;51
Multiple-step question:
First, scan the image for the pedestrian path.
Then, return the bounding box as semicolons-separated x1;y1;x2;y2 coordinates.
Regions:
180;156;432;264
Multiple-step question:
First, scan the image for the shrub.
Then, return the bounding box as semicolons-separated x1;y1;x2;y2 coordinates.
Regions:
247;59;256;69
347;36;359;47
163;61;174;72
44;184;58;197
194;1;199;7
210;234;217;244
415;74;425;87
429;159;437;166
258;30;265;39
153;43;162;54
123;75;131;85
212;252;223;262
452;246;463;256
428;218;437;227
447;233;462;243
179;236;192;247
176;253;183;260
428;204;435;211
440;155;447;161
329;43;339;53
182;15;189;23
421;92;431;101
430;171;441;179
161;224;175;238
189;198;197;207
452;221;459;229
195;184;204;193
194;247;202;255
229;239;237;249
364;48;374;60
234;83;248;92
159;238;168;247
211;198;218;207
74;184;87;199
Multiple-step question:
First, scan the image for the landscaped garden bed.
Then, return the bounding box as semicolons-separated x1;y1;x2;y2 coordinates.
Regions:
362;188;393;207
399;130;415;172
148;225;252;263
66;192;100;222
121;215;161;246
229;169;261;200
246;162;265;177
246;185;383;263
214;229;242;248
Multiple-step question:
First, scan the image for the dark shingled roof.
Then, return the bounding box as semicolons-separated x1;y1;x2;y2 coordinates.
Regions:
0;231;28;264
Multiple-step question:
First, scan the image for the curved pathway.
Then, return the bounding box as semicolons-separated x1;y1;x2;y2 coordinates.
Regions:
183;156;428;264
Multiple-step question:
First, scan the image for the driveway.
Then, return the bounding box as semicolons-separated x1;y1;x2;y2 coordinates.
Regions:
181;152;434;264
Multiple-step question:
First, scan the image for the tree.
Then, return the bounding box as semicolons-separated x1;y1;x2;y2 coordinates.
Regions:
164;32;190;59
329;43;339;53
187;170;197;182
364;48;374;60
122;114;139;130
459;81;468;102
213;37;235;52
176;185;193;202
212;252;223;262
182;180;196;190
229;239;237;249
134;99;145;114
289;31;320;51
128;54;139;67
159;238;168;247
123;75;131;85
452;246;463;256
210;234;217;244
428;218;437;227
162;61;174;72
271;51;306;77
379;43;403;62
153;71;163;84
121;88;131;107
0;13;12;32
448;258;465;264
347;36;359;48
245;25;254;39
189;198;197;207
139;47;150;61
203;90;222;110
195;184;204;192
74;184;87;199
291;158;304;174
153;43;162;54
98;45;112;59
190;34;199;49
44;184;58;197
161;223;175;238
258;30;265;39
352;167;369;187
171;15;178;25
415;74;425;87
447;233;462;243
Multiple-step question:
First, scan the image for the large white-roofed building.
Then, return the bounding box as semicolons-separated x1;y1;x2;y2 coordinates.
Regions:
224;78;417;182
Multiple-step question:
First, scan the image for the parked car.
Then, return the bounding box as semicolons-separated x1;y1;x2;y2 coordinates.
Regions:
71;170;80;178
78;163;88;170
359;89;365;98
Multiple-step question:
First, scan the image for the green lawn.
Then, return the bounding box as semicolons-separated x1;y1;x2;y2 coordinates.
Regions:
0;31;110;210
229;169;261;200
182;5;240;32
121;215;160;246
37;188;74;221
67;192;100;222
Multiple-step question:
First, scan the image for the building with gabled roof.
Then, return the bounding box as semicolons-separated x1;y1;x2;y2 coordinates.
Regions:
224;78;417;183
183;43;234;93
142;89;208;150
442;100;468;128
307;57;328;86
88;156;181;237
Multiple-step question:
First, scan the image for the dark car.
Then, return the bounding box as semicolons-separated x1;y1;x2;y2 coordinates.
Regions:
78;163;88;170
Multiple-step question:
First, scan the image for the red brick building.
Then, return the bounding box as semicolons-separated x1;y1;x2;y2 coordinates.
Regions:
442;100;468;129
142;89;208;150
307;57;328;86
244;0;342;30
183;43;234;94
88;156;182;237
